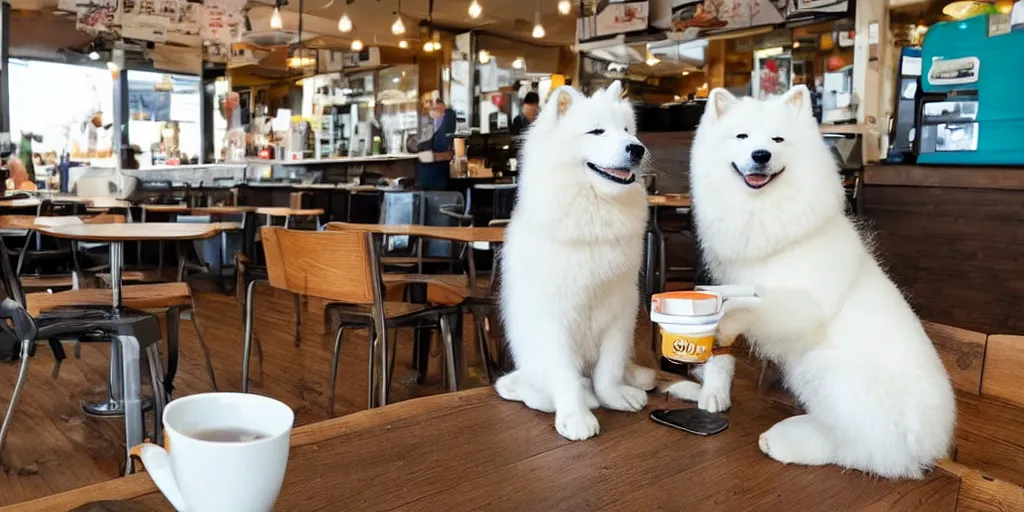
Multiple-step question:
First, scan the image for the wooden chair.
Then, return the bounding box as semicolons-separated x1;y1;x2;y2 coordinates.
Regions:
242;227;460;414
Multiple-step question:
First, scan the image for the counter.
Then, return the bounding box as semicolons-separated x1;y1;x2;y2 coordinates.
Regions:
863;164;1024;335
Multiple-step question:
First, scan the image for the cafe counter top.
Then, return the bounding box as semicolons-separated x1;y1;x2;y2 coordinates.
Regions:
865;164;1024;191
246;154;418;166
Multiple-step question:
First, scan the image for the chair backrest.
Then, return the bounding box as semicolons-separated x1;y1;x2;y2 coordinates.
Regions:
380;191;420;253
422;191;465;258
260;226;380;305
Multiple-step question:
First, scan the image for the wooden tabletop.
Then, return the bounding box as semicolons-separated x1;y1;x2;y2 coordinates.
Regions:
325;222;506;243
141;204;193;214
34;222;240;242
648;194;691;208
10;367;958;511
256;207;325;217
0;198;42;208
142;205;257;215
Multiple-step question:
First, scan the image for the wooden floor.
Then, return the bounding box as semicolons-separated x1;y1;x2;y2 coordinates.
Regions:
2;283;1024;507
0;285;489;506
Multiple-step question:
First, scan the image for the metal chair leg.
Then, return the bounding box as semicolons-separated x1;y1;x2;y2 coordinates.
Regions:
0;340;32;459
118;335;143;476
242;279;266;393
473;312;494;383
146;344;167;444
439;314;458;393
187;299;218;391
327;327;345;417
293;294;302;348
386;329;399;405
367;332;377;410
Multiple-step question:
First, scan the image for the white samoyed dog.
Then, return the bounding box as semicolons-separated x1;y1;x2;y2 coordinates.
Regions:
494;81;657;441
677;85;955;478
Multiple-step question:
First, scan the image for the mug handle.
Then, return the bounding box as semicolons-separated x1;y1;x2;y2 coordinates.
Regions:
131;443;189;511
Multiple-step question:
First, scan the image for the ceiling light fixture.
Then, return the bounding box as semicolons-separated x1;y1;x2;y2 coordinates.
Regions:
512;57;525;69
558;0;571;15
478;49;491;63
398;40;409;49
351;38;364;51
270;5;283;30
682;70;689;76
469;0;482;18
532;0;545;38
338;12;352;32
392;0;406;35
423;40;434;52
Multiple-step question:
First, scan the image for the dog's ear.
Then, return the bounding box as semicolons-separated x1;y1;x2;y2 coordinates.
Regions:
707;88;738;120
780;85;811;116
605;80;624;100
546;85;583;119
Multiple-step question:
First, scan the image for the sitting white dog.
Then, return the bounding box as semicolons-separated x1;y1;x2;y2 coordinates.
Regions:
677;85;956;479
495;81;657;441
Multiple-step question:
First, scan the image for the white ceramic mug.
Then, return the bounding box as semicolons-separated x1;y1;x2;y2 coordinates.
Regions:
135;393;294;512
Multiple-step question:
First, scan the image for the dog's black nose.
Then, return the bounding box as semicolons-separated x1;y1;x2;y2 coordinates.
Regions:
751;150;772;164
626;144;646;164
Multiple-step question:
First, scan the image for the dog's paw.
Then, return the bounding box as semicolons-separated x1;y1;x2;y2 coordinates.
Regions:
663;380;701;402
698;385;731;413
758;416;831;466
759;427;803;464
597;385;648;412
555;409;600;441
627;365;658;391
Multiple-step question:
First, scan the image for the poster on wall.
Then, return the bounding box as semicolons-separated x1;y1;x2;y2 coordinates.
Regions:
578;1;650;42
76;0;121;35
668;0;849;40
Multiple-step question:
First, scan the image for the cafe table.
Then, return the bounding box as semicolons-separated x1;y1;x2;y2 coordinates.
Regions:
7;365;961;511
34;222;239;416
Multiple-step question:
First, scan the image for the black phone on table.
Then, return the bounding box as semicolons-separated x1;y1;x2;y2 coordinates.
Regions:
650;408;729;436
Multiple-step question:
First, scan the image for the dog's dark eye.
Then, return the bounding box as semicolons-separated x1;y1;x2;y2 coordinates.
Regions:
772;136;784;143
736;133;748;139
587;129;605;135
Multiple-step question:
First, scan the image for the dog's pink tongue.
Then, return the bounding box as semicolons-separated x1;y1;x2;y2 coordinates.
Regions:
744;174;770;187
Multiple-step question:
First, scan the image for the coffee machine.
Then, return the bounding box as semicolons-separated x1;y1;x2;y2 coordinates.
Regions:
918;14;1024;165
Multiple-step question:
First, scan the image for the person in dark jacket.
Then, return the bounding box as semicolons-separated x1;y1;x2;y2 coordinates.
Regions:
416;98;457;190
510;91;540;136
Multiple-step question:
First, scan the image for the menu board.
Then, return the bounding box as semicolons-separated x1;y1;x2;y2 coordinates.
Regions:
578;1;651;42
62;0;243;47
668;0;849;40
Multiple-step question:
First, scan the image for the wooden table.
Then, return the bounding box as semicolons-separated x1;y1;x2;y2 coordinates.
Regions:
256;207;325;229
325;222;505;243
34;222;238;419
10;370;959;511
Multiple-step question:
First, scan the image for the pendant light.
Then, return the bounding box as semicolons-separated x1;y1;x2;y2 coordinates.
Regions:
270;4;283;30
392;0;406;35
558;0;571;15
478;49;491;64
532;0;545;38
351;38;364;51
469;0;482;18
338;12;353;32
398;40;409;49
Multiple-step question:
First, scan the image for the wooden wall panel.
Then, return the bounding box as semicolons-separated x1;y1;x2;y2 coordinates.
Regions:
863;185;1024;335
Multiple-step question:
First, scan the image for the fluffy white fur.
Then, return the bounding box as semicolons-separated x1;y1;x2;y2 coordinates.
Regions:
494;82;657;441
681;85;956;478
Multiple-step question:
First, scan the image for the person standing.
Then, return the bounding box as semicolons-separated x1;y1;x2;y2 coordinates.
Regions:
416;98;456;190
510;91;540;136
